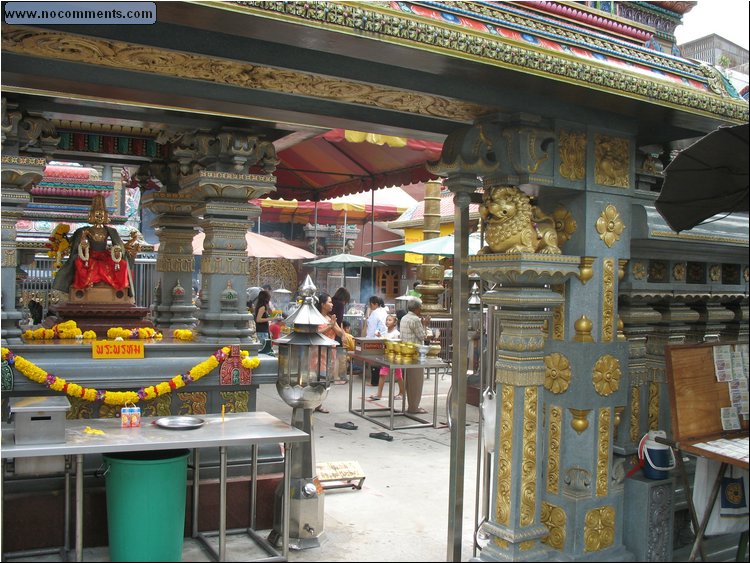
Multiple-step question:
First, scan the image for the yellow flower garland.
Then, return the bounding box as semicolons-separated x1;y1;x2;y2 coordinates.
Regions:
1;346;261;406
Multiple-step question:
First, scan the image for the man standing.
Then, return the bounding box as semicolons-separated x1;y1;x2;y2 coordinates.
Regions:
399;297;432;414
364;295;387;385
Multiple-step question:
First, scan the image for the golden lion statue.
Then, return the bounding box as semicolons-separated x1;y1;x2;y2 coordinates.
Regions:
479;186;562;254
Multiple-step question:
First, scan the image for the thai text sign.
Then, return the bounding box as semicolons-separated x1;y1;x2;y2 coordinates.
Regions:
92;340;144;359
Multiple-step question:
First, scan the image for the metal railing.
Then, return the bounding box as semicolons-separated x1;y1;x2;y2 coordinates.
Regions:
20;254;158;318
430;317;453;363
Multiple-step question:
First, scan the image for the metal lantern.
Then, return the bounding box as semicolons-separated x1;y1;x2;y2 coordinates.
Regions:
467;282;483;377
269;275;337;550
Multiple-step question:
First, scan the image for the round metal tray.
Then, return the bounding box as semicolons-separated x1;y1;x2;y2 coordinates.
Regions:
154;415;205;430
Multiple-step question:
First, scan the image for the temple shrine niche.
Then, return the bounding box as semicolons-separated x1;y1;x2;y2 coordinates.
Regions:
19;162;152;333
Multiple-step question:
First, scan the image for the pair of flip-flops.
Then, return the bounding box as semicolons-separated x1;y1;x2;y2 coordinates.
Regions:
369;431;393;442
334;421;358;430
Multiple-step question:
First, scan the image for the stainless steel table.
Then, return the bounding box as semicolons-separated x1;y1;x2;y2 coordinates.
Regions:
1;412;308;562
348;354;448;430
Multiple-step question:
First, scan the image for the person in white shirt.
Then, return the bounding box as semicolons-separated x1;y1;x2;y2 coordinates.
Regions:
364;295;387;337
364;295;388;385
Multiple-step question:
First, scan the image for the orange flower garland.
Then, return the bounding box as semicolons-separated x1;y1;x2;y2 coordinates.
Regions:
1;346;261;406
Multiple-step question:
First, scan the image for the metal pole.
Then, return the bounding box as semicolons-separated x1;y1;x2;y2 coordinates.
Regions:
445;175;479;562
257;217;261;286
342;209;348;253
342;208;348;286
370;188;375;294
314;201;319;287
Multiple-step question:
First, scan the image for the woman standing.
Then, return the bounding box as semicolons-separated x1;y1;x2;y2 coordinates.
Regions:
254;289;273;343
331;286;351;382
315;292;345;412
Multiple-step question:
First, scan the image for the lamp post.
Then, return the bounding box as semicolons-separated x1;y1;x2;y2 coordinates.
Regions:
269;275;336;550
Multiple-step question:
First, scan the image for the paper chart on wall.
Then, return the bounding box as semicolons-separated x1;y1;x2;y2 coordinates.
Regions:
729;378;749;417
721;406;742;431
714;344;733;382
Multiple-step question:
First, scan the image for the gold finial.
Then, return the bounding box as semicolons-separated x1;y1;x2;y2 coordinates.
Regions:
578;257;595;284
573;315;594;342
569;408;591;434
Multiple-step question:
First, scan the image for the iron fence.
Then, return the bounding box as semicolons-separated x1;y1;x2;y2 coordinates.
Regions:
20;254;158;318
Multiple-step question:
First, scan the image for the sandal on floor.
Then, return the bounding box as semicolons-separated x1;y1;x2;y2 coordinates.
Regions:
314;405;330;413
369;395;382;400
407;407;428;414
334;421;358;430
394;394;404;400
333;380;348;385
369;431;393;442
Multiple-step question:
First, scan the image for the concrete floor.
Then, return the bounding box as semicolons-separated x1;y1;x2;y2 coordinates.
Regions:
5;368;483;562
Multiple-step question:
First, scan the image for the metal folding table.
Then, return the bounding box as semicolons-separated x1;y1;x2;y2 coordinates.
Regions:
348;353;448;430
1;412;308;562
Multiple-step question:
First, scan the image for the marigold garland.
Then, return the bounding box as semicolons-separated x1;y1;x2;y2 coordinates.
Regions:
22;320;98;341
1;346;261;406
107;326;163;340
46;224;71;276
173;329;194;341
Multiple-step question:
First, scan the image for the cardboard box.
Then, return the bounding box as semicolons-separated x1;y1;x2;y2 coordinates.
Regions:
353;337;384;356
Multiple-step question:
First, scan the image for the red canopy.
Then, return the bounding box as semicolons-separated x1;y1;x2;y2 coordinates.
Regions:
251;198;410;226
271;129;443;200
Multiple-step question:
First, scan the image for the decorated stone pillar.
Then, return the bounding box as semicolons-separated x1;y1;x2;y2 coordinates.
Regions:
174;130;278;344
141;190;200;330
617;293;661;453
184;170;274;344
645;299;696;435
472;255;579;562
722;297;749;342
1;99;56;343
416;179;446;314
685;297;736;343
1;156;44;343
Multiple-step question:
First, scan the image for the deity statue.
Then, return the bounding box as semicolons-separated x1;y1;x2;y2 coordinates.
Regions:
52;194;140;301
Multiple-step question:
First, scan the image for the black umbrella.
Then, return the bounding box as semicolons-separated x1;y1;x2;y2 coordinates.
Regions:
655;123;748;232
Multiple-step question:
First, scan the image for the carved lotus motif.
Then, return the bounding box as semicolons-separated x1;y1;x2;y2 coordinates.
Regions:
632;261;646;280
709;264;721;282
592;355;621;397
552;206;577;246
672;263;686;281
595;204;624;248
544;353;571;394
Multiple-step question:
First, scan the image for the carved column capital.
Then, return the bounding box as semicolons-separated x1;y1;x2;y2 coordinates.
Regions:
431;115;555;187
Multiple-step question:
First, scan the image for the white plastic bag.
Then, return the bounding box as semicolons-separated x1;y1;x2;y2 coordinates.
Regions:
692;457;749;536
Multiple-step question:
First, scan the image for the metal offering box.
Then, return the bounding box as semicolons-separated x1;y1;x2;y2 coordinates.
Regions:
353;337;384;356
9;396;71;445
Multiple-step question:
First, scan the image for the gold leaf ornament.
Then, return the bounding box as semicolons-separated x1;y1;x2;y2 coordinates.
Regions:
592;355;621;397
544;353;571;394
552;206;577;246
595;204;624;248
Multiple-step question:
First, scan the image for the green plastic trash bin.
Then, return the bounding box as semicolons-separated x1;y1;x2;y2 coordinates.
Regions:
102;449;189;562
